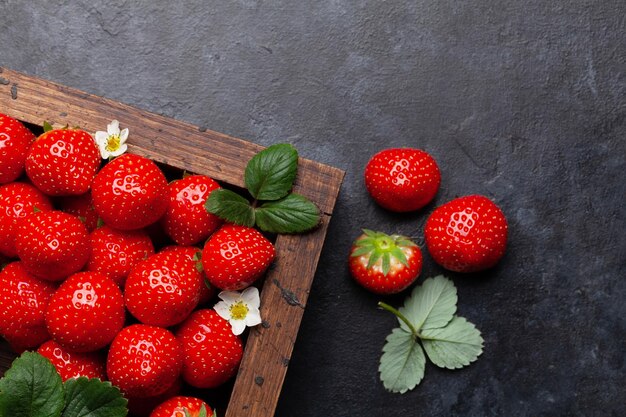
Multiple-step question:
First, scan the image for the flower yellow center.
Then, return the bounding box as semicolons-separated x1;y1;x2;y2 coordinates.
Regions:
106;135;121;152
229;301;249;320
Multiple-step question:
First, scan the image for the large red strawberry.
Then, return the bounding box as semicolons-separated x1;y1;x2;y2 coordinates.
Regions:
107;324;183;398
150;396;214;417
125;250;203;327
91;153;168;230
202;224;275;291
0;182;53;257
160;245;215;305
25;128;100;196
14;210;90;281
364;148;440;212
37;339;106;381
0;262;56;351
424;195;508;272
161;175;222;246
348;230;422;294
45;271;125;352
87;225;154;287
175;309;243;388
56;191;99;232
0;113;36;183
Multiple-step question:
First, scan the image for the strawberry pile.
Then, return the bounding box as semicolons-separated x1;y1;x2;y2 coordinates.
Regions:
0;113;275;415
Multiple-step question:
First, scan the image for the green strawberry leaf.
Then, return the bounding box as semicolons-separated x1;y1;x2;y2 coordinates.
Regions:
255;193;320;233
244;143;298;201
205;188;255;227
398;275;457;333
62;377;127;417
379;328;425;393
0;352;65;417
421;316;484;369
43;121;54;132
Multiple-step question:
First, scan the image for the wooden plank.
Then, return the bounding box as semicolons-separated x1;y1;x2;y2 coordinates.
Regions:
226;215;331;417
0;67;344;215
0;67;345;417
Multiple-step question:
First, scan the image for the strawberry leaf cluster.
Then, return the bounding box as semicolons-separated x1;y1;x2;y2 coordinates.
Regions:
0;351;128;417
378;276;483;393
206;144;320;234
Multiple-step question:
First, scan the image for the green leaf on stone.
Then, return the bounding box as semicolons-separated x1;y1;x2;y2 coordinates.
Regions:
398;275;457;333
421;316;484;370
378;328;425;393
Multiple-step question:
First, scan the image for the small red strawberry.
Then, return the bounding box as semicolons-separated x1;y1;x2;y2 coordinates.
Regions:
91;153;168;230
162;175;222;246
0;182;53;258
107;324;183;398
202;224;275;291
14;210;90;281
0;261;56;351
349;230;422;294
37;339;106;381
160;245;215;305
25;128;100;196
125;250;203;327
175;309;243;388
45;271;125;352
150;396;214;417
56;191;99;232
424;195;508;272
87;225;154;287
0;113;36;183
364;148;441;212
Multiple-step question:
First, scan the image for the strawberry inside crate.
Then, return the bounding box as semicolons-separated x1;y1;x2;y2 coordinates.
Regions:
0;67;345;417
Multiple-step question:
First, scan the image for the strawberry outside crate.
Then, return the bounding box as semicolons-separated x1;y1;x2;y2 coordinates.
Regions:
0;67;344;417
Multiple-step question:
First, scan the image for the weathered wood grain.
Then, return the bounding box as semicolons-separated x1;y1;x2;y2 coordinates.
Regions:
0;67;345;417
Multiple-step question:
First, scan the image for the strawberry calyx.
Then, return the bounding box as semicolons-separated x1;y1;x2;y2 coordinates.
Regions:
350;229;417;276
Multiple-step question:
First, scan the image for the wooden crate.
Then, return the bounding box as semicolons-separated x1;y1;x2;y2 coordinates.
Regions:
0;67;344;416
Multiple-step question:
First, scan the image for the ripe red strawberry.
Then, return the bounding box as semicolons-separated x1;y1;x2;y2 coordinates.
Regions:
424;195;508;272
0;113;36;183
0;182;53;258
125;250;203;327
56;191;99;232
348;230;422;294
91;153;168;230
37;339;106;381
87;225;154;287
0;261;55;351
364;148;440;212
25;128;100;196
45;271;125;352
161;175;222;246
107;324;183;398
160;245;215;305
175;309;243;388
202;224;275;291
150;396;214;417
14;210;90;281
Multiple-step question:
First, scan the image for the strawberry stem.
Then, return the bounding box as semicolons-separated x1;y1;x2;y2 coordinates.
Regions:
378;301;421;338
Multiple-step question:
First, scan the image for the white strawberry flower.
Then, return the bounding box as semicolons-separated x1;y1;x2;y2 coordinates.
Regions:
94;119;128;159
214;287;262;336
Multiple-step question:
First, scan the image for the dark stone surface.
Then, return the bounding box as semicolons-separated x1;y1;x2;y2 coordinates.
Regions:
1;0;624;415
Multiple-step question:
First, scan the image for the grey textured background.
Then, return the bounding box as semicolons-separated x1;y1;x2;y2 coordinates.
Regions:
1;0;625;416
